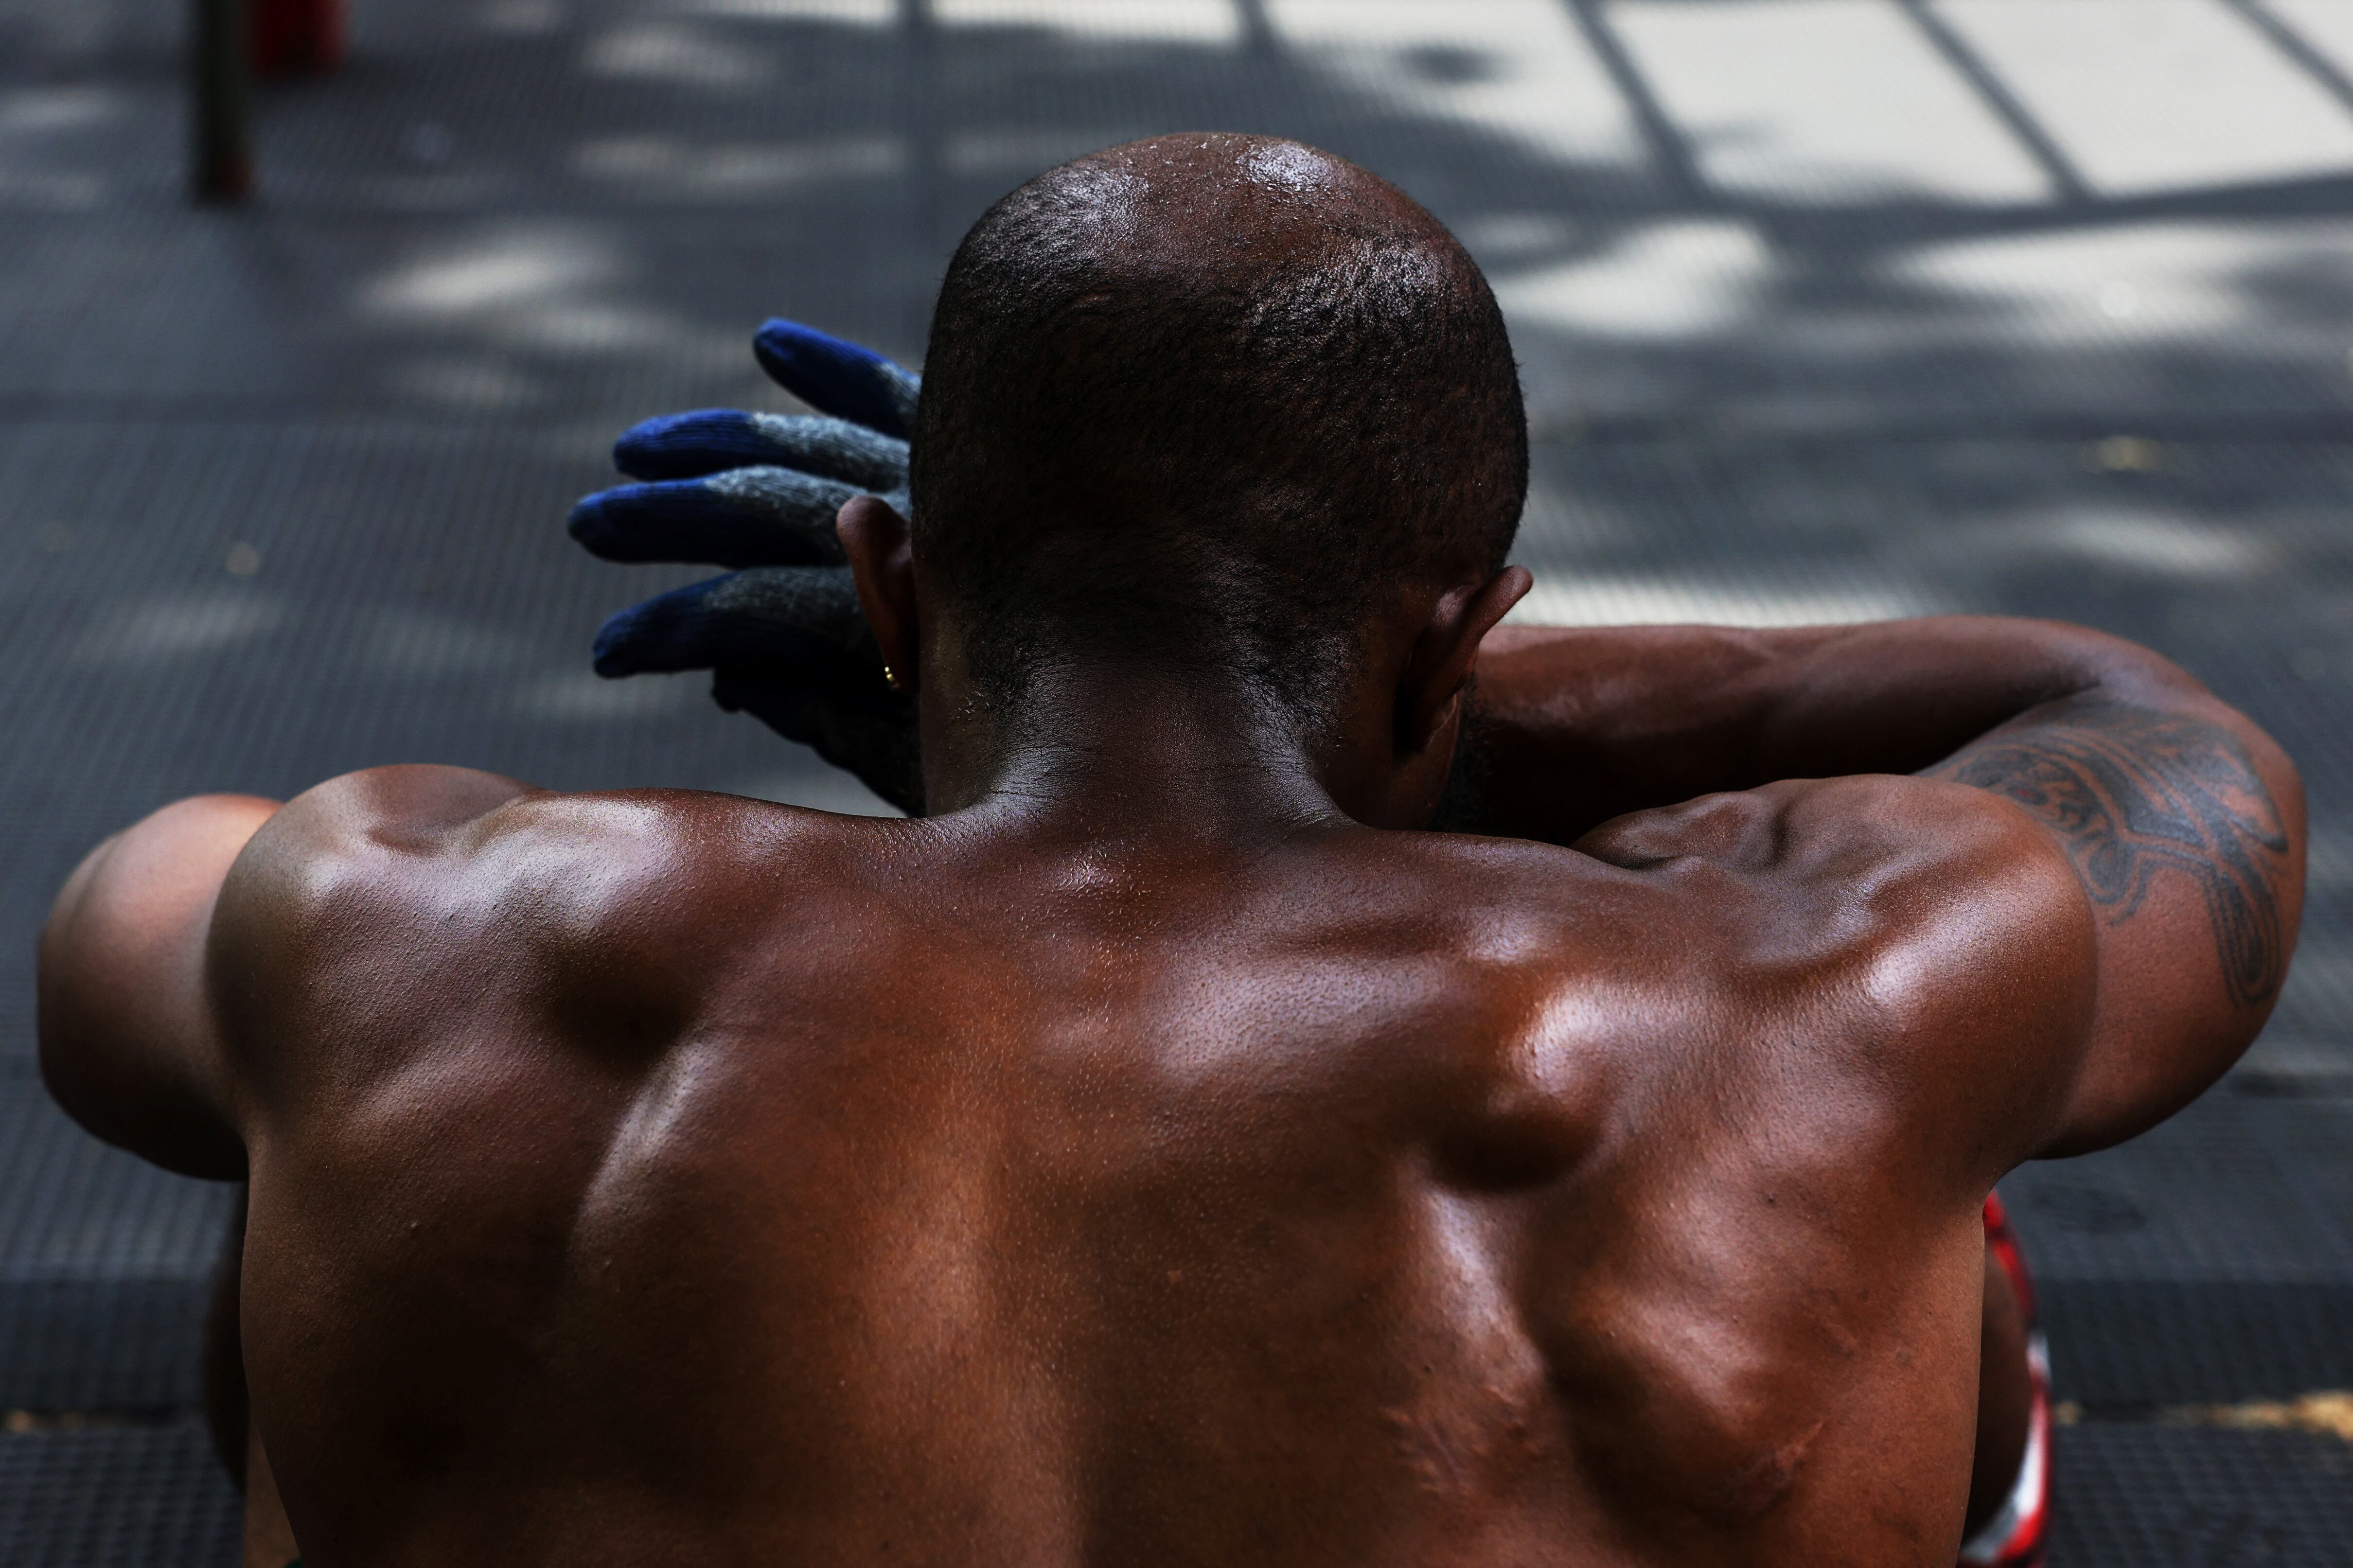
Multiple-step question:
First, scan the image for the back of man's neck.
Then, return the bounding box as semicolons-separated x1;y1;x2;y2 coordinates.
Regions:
922;661;1344;839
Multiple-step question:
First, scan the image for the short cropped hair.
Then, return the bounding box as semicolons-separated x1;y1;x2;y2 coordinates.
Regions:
909;137;1527;724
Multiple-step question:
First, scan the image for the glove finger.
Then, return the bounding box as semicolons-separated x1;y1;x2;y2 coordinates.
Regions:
591;566;874;677
568;469;862;569
753;318;922;440
712;664;922;817
614;409;910;492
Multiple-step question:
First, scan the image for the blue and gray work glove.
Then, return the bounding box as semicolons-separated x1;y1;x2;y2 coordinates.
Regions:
570;320;926;814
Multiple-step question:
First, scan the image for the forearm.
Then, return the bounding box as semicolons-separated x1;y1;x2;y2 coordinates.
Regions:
1462;617;2184;843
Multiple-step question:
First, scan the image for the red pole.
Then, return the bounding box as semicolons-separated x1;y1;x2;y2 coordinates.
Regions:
252;0;348;80
192;0;251;202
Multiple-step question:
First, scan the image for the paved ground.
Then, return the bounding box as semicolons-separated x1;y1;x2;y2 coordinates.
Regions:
1;1;2351;1562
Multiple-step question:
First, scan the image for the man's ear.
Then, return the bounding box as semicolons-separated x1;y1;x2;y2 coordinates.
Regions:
837;495;919;691
1398;566;1532;755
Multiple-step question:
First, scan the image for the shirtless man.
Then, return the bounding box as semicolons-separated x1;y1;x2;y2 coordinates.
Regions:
40;136;2304;1567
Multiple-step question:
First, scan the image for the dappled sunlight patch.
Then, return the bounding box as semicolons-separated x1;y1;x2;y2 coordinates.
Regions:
70;593;286;666
1507;575;1938;629
947;127;1153;177
2133;1392;2353;1443
689;0;895;20
1267;0;1649;172
1936;0;2353;197
479;0;569;33
2268;943;2353;1031
364;610;540;680
572;133;905;198
583;19;774;88
1922;506;2283;583
0;169;106;211
1;0;128;56
511;669;707;721
364;231;612;317
0;86;124;136
359;225;744;379
1610;0;2057;205
936;0;1244;46
386;354;545;412
1893;219;2353;342
1511;474;1637;556
2270;0;2353;73
1494;219;1770;341
1506;210;2353;369
0;87;126;211
2305;825;2353;897
501;300;703;355
2230;1027;2353;1102
2036;511;2278;579
1452;211;1586;268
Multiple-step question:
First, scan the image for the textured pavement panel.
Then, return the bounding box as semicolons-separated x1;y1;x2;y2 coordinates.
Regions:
0;1421;238;1568
2049;1424;2353;1568
2;0;2351;1558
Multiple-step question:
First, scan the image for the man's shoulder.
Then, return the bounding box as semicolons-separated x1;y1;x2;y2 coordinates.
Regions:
1353;780;2095;1091
1433;774;2091;977
219;767;894;981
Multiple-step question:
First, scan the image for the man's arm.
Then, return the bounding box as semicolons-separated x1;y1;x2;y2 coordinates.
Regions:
1919;684;2302;1153
38;795;281;1179
1483;616;2305;1159
1468;617;2169;843
38;767;537;1181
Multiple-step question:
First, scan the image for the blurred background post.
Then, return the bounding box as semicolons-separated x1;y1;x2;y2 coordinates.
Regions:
189;0;249;202
192;0;345;202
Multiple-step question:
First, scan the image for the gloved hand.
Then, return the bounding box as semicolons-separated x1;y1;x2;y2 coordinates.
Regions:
570;319;926;815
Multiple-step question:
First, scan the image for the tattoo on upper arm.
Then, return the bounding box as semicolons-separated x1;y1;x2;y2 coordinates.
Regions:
1932;704;2290;1008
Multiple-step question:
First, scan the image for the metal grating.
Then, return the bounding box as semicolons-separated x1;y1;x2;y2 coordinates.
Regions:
0;1422;239;1568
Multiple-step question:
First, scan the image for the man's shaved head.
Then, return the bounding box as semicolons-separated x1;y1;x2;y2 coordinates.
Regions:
911;134;1527;722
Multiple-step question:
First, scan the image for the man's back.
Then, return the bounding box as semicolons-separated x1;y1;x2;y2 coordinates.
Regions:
38;135;2302;1568
218;760;2076;1566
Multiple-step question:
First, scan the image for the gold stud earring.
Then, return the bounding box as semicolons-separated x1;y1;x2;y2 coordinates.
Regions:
882;664;904;692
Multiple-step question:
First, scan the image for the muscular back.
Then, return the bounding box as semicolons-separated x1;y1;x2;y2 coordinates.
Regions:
210;767;2086;1568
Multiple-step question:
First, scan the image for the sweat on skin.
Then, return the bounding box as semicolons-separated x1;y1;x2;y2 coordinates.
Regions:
40;136;2304;1568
